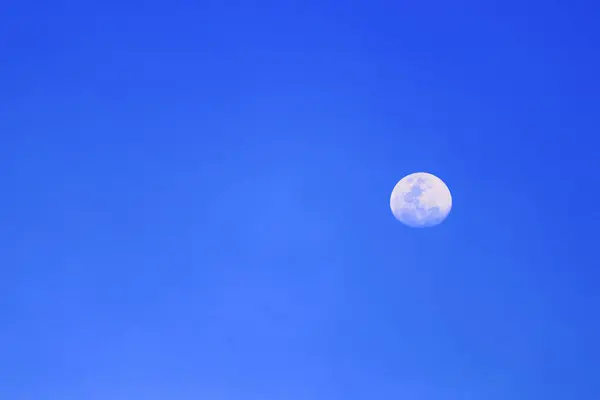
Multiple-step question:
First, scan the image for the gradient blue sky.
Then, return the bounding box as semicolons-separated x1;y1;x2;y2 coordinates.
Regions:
2;0;599;399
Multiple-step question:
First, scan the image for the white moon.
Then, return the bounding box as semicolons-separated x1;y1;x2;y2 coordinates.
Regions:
390;172;452;228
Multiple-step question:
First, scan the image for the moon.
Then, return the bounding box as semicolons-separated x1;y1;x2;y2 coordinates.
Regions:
390;172;452;228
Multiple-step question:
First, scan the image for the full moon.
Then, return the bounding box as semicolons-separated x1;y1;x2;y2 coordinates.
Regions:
390;172;452;228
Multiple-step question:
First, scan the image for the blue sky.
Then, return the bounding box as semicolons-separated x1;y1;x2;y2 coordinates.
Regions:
1;0;599;398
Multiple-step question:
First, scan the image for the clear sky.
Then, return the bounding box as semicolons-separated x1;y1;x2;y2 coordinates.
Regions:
2;0;599;399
